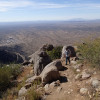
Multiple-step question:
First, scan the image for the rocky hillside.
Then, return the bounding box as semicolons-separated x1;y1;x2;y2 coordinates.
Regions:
1;42;100;100
1;44;99;100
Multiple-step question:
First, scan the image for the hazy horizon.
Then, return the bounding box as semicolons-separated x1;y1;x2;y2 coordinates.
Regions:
0;0;100;22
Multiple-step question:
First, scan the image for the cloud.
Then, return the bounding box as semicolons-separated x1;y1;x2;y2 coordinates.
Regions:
0;0;100;12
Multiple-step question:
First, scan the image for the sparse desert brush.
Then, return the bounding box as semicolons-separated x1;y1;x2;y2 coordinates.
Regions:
78;38;100;68
0;64;22;91
25;86;41;100
47;46;62;60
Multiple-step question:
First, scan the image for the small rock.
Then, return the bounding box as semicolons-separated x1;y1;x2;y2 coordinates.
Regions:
73;64;83;69
76;69;81;72
50;82;56;88
82;72;91;80
92;79;100;88
70;89;73;92
56;80;60;85
64;91;67;94
71;61;77;65
18;87;27;96
68;92;71;94
93;71;97;75
56;87;62;93
44;84;49;91
25;83;32;89
75;74;82;80
80;88;88;95
50;80;60;88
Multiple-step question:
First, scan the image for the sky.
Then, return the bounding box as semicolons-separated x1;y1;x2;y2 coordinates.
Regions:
0;0;100;22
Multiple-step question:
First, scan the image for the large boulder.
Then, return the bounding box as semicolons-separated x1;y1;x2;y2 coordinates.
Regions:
61;46;76;59
66;46;76;57
45;60;63;71
29;49;51;75
0;50;24;64
26;65;60;85
40;66;60;85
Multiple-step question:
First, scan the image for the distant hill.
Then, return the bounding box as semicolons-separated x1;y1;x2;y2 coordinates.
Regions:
0;21;100;58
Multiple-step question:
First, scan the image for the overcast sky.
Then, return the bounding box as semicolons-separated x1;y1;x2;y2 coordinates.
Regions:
0;0;100;22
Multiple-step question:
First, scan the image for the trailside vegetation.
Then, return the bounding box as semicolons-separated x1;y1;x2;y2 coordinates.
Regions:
46;46;62;60
78;38;100;68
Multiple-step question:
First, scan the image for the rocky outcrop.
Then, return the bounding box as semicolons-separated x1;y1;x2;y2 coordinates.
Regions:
61;45;76;60
29;49;51;75
26;65;60;85
0;50;24;64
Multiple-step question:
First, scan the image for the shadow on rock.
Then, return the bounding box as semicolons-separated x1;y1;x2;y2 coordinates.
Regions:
60;76;68;83
60;66;68;71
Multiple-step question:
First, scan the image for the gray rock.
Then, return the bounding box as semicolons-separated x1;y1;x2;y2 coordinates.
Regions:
45;60;63;71
71;61;77;65
61;46;76;59
76;69;81;72
73;64;83;69
82;72;91;80
25;76;41;84
80;88;88;95
75;74;82;80
40;66;60;85
56;87;62;93
92;79;100;88
18;87;27;96
50;82;56;88
44;84;49;91
29;49;51;75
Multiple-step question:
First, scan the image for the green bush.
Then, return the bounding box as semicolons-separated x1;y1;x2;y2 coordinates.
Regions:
0;66;11;91
25;87;41;100
78;38;100;67
0;64;21;91
47;46;62;60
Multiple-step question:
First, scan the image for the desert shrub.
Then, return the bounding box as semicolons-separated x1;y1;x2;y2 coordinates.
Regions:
47;46;62;60
78;38;100;67
0;66;11;91
25;86;41;100
10;64;22;79
0;64;22;91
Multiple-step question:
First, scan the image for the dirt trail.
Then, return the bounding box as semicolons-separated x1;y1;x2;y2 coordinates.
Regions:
46;61;90;100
